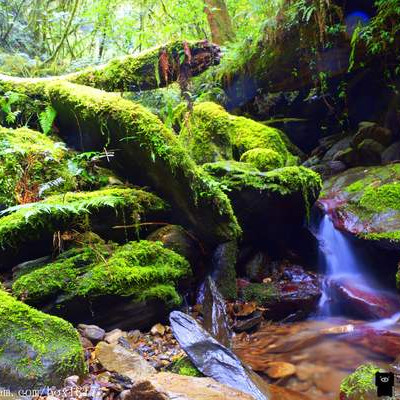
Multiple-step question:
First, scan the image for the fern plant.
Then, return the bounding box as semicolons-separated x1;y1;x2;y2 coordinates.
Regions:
39;105;57;135
0;91;22;126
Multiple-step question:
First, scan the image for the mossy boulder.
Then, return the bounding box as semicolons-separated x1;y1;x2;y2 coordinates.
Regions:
0;187;168;269
0;78;240;247
320;164;400;248
178;102;292;166
11;238;191;330
147;224;204;271
239;148;284;172
340;364;381;400
46;82;240;247
203;161;322;241
0;289;86;390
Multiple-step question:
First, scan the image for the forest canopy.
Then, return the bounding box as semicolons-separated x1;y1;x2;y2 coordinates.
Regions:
0;0;282;75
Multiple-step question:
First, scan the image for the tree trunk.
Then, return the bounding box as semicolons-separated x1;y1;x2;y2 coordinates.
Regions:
204;0;235;45
0;40;221;92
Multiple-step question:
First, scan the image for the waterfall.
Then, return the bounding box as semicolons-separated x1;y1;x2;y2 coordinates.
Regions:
313;212;377;316
316;214;365;279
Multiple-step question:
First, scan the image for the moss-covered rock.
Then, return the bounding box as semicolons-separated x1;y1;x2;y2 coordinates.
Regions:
0;289;86;390
203;161;321;240
179;102;292;166
0;187;168;267
320;164;400;247
340;364;381;400
242;282;280;305
13;238;190;305
239;148;284;172
211;241;238;300
12;238;191;329
0;78;240;247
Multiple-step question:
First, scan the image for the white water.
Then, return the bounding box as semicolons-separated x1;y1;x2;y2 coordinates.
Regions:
314;214;375;316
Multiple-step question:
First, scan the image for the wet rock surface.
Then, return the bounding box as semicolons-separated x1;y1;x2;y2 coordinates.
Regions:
95;342;156;381
233;318;400;400
319;163;400;248
326;278;400;319
238;265;322;321
169;310;271;400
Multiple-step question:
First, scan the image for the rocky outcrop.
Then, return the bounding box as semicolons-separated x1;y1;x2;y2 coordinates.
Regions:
319;163;400;248
326;277;400;319
203;161;322;241
240;265;322;321
0;290;85;390
11;238;191;330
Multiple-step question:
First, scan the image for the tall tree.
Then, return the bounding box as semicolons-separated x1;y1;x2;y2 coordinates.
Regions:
204;0;235;44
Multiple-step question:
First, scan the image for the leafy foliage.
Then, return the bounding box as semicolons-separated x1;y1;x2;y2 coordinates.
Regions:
38;105;57;135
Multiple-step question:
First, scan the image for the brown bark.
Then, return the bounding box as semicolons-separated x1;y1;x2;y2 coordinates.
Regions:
204;0;235;45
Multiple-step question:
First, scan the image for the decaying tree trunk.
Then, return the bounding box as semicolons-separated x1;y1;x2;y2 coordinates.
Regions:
0;59;240;247
1;40;221;92
204;0;235;45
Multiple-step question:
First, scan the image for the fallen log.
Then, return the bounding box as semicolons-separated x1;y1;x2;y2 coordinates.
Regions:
1;40;221;92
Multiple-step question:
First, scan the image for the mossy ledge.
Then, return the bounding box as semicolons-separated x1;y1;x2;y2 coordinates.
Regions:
203;161;322;211
0;289;86;390
12;239;191;309
0;187;167;251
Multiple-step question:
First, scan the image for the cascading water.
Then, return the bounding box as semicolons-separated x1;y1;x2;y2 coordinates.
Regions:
312;210;400;320
314;213;367;315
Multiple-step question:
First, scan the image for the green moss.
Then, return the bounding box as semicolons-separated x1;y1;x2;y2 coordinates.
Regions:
45;81;241;243
324;165;400;243
13;239;190;308
240;148;284;171
169;356;203;377
68;40;205;92
0;187;167;249
179;102;291;166
360;183;400;212
345;180;365;193
340;364;380;400
0;289;86;389
203;161;322;218
0;77;241;244
242;283;280;305
179;102;233;164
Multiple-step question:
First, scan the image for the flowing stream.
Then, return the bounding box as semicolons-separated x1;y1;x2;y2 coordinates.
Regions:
233;210;400;399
